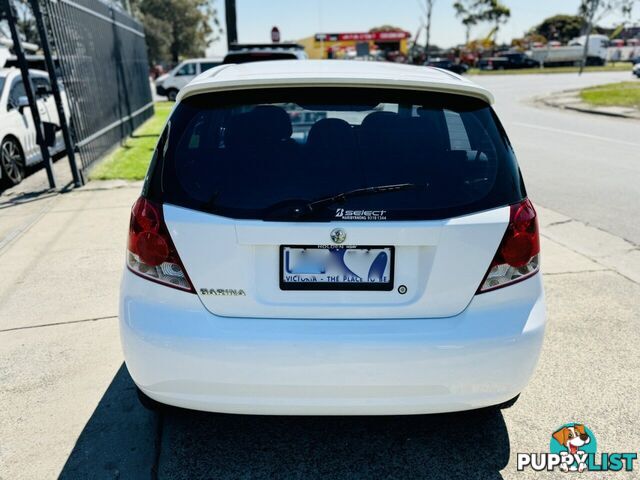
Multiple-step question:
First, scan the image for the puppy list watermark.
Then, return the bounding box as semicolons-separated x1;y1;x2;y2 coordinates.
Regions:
517;423;637;473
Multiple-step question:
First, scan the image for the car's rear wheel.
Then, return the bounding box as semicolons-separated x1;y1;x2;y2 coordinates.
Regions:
0;137;26;187
166;88;179;101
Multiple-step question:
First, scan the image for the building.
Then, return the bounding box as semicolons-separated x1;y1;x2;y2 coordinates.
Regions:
298;30;411;60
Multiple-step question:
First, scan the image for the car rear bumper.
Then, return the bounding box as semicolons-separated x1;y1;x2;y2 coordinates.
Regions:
120;269;546;415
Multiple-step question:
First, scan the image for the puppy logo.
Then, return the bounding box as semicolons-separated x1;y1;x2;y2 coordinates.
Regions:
518;423;636;473
550;423;597;473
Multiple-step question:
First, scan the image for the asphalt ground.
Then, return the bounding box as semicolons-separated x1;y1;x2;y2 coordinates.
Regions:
474;71;640;245
1;72;639;479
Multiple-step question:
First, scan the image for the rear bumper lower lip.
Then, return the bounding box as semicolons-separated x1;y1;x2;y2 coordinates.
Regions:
120;270;546;415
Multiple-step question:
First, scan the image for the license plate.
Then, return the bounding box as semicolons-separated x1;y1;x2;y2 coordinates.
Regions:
280;245;394;291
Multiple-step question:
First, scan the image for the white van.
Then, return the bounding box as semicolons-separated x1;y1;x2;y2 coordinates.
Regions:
155;58;223;101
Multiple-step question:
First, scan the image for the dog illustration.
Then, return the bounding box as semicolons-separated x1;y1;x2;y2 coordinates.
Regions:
552;424;591;472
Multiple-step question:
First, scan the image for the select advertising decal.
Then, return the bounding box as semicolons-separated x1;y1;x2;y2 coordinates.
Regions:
517;423;637;473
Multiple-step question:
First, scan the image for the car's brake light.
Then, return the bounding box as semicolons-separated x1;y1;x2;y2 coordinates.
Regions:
126;197;195;293
477;199;540;293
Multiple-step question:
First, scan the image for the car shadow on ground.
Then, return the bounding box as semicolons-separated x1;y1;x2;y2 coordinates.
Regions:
0;152;68;196
58;364;159;479
59;365;510;479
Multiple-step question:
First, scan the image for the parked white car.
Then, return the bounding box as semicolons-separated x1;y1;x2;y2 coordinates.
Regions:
154;57;223;101
121;60;546;415
633;62;640;78
0;68;68;186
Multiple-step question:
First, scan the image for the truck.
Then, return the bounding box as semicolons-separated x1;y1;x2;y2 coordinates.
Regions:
529;34;608;67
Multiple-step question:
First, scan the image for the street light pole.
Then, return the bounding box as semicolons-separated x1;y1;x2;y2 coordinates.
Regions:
579;0;599;75
225;0;238;46
425;0;434;61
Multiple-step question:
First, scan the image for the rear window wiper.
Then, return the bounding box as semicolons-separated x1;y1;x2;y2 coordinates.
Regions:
293;183;427;217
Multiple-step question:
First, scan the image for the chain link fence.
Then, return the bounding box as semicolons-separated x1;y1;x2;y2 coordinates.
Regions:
2;0;153;181
41;0;153;171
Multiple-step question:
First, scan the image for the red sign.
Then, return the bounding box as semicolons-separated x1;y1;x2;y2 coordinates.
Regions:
315;31;410;42
271;26;280;43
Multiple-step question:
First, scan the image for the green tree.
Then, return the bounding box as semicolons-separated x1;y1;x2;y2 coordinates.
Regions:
578;0;636;25
368;25;406;32
0;0;40;46
531;15;585;43
453;0;481;44
482;0;511;39
137;13;172;65
454;0;511;45
130;0;222;65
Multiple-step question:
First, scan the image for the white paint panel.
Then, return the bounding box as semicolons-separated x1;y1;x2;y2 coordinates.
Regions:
163;204;510;319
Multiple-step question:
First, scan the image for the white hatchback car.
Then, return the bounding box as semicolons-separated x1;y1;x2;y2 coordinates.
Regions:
155;58;223;101
121;60;545;415
0;68;68;186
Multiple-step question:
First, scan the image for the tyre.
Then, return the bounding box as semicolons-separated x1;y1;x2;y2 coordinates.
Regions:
167;88;179;101
0;137;26;187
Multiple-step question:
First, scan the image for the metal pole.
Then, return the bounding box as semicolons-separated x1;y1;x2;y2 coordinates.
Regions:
425;0;433;61
29;0;83;187
225;0;238;46
579;0;598;75
2;0;56;188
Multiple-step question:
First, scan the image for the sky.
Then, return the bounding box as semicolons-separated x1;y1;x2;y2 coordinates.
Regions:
207;0;639;57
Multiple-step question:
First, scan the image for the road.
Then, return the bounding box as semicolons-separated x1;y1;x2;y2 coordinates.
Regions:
0;72;639;480
473;71;640;245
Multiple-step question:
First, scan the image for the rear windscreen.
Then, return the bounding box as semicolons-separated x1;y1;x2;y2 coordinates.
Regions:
147;88;525;221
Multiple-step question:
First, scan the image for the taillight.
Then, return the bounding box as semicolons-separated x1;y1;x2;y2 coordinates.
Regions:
126;197;195;293
478;199;540;293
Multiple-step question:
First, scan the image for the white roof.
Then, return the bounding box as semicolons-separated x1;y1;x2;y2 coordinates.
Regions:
0;67;48;78
178;60;494;104
181;57;224;63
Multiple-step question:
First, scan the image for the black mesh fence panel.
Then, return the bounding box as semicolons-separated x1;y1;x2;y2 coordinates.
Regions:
41;0;153;170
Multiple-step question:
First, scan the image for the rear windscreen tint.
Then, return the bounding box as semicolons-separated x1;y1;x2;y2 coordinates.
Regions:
147;88;525;221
